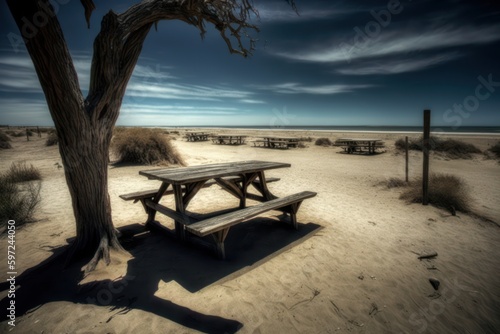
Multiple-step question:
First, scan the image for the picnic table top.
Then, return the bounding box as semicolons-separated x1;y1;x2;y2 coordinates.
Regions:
212;134;248;138
260;136;301;141
336;138;383;143
139;160;290;185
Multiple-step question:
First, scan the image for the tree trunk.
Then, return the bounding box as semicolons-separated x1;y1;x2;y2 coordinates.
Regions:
59;115;122;272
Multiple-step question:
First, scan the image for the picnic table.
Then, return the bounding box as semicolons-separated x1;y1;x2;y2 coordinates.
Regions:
253;136;301;149
333;138;385;154
120;160;316;259
185;132;210;142
211;134;247;145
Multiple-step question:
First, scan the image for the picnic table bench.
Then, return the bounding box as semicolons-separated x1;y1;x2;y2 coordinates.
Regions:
333;138;385;154
211;134;247;145
253;136;301;149
184;132;210;142
121;161;316;259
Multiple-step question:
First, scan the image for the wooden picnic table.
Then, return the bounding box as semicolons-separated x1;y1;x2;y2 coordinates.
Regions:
253;136;301;149
185;132;210;142
121;160;316;259
333;138;385;154
211;134;248;145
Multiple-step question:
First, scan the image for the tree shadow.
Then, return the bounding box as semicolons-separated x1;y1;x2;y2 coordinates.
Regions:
0;218;321;333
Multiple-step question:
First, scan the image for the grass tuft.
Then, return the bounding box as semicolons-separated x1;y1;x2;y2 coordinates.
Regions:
488;142;500;159
386;177;407;189
46;132;58;146
0;169;42;232
395;136;481;159
0;131;12;149
5;161;42;183
400;173;471;214
315;138;332;146
112;128;186;166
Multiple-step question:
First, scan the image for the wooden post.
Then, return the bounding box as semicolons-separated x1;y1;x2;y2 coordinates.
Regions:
405;136;409;182
26;128;29;141
422;110;431;205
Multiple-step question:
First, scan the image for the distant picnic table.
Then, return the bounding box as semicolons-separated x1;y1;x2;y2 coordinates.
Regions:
333;138;385;154
185;132;210;142
120;160;316;259
211;134;247;145
252;136;301;149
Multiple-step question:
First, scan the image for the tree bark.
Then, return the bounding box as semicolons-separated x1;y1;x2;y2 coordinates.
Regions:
6;0;265;272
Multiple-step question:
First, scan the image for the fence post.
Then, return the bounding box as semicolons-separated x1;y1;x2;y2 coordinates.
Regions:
405;136;409;182
422;110;431;205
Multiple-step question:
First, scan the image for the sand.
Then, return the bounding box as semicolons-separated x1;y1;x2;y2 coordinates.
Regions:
1;128;499;334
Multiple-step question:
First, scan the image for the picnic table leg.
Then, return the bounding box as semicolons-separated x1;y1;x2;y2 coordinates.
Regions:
252;171;277;201
212;228;229;259
173;184;187;240
146;183;170;223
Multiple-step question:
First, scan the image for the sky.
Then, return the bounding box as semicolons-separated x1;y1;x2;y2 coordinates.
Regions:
1;0;500;128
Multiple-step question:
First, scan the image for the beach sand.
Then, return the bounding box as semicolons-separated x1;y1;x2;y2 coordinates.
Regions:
1;128;499;333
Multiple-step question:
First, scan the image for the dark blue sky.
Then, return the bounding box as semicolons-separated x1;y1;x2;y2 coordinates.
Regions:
1;0;500;127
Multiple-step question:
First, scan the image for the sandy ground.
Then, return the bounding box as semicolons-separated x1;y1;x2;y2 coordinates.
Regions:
0;128;499;334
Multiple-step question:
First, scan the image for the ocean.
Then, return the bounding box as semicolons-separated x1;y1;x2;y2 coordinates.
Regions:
156;125;500;134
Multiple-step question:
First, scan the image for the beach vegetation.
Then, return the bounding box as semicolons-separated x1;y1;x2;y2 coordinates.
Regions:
315;138;332;146
5;161;43;182
112;128;186;166
46;132;59;146
395;136;481;159
400;173;471;215
0;131;12;149
0;166;42;232
385;177;407;189
488;142;500;159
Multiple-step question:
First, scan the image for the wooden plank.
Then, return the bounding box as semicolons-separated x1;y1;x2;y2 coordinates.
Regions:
139;161;290;185
144;200;197;225
120;177;281;201
186;191;317;237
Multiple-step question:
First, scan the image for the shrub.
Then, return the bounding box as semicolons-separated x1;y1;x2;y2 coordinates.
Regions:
386;177;407;189
400;174;471;214
46;132;58;146
395;136;481;159
0;131;12;149
10;131;25;137
488;142;500;159
0;175;41;232
26;129;34;137
315;137;332;146
112;128;186;165
5;161;42;183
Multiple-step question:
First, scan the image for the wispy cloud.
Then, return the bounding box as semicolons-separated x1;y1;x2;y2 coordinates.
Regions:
336;53;461;75
253;82;372;95
120;104;239;116
256;6;342;22
273;24;500;64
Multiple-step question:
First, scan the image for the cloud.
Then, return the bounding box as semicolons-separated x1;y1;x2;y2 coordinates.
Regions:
256;6;342;22
273;24;500;64
253;82;372;95
120;103;239;116
336;53;461;75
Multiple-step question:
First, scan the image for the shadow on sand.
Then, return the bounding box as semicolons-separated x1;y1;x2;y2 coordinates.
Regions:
0;217;321;333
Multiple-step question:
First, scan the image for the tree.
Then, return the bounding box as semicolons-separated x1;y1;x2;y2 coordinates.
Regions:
6;0;295;273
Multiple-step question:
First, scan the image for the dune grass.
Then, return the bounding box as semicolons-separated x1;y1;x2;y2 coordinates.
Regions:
395;136;481;159
315;138;332;146
112;128;186;166
0;164;42;232
5;161;42;183
0;131;12;149
46;132;58;146
400;173;471;215
488;142;500;159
